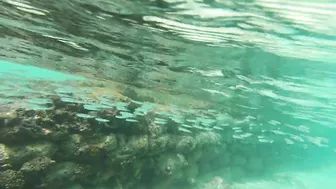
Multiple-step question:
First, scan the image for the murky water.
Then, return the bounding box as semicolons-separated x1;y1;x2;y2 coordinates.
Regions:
1;0;336;189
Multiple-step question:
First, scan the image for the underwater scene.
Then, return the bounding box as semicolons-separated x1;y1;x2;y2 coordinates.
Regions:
0;0;336;189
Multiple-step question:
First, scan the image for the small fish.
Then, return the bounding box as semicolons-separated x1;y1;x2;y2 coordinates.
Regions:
178;127;192;133
116;111;134;119
134;111;145;116
126;119;138;123
258;138;274;143
95;118;110;123
192;125;206;130
186;119;197;123
83;104;101;111
271;130;286;135
28;98;52;105
154;120;167;125
284;138;294;145
154;118;167;122
181;124;193;128
240;133;252;138
213;126;223;130
60;97;81;103
131;100;143;105
76;113;95;119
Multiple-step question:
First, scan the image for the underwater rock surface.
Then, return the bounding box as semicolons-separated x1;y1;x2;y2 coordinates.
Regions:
0;95;302;189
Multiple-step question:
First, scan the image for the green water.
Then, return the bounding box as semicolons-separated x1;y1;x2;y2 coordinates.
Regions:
1;0;336;189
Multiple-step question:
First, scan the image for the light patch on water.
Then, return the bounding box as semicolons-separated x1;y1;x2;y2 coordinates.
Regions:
256;0;336;34
5;0;49;15
145;1;336;63
171;0;248;18
236;104;260;110
42;34;89;51
190;69;224;77
236;75;257;84
202;88;231;98
246;16;296;35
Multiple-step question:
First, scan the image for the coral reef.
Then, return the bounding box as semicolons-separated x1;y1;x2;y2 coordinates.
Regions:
0;95;298;189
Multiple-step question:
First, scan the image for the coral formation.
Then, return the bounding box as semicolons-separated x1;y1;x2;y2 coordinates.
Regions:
0;170;24;189
0;95;298;189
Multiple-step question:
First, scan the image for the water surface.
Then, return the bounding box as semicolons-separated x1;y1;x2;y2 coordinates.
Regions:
1;0;336;188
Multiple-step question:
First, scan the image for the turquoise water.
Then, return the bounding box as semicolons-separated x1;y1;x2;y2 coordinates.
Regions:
1;0;336;189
